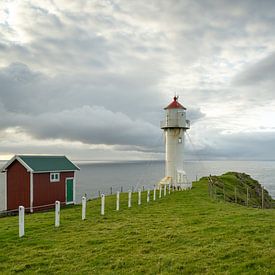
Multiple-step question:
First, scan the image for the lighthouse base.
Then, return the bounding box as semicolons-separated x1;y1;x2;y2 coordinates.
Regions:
158;176;172;188
176;170;192;190
176;182;192;190
157;171;192;190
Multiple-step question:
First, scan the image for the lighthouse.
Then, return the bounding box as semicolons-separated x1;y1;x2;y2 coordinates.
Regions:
159;96;191;190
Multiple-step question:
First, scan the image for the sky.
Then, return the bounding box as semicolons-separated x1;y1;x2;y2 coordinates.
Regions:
1;0;275;161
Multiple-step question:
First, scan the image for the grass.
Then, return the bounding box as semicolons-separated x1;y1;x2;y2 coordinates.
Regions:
207;172;275;208
0;179;274;274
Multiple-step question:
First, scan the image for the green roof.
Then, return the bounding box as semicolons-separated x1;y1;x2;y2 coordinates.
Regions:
18;155;80;172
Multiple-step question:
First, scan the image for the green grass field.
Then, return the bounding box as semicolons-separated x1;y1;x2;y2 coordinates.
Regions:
0;178;274;274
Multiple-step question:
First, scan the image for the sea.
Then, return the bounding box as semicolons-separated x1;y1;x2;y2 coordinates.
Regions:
0;160;275;211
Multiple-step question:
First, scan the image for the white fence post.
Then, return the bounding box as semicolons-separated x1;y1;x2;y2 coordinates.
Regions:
159;186;162;198
168;184;171;195
128;190;132;208
164;185;167;196
116;191;120;211
55;201;60;227
19;206;25;237
82;196;86;220
153;188;156;201
101;194;105;215
147;190;150;203
138;189;141;205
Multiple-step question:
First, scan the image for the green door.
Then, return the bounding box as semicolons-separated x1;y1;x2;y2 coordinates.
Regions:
66;179;74;203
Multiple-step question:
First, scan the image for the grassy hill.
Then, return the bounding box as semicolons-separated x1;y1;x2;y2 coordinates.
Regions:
207;172;274;208
0;174;274;274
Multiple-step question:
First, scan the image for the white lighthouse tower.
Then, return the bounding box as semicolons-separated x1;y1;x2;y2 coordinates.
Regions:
159;96;191;190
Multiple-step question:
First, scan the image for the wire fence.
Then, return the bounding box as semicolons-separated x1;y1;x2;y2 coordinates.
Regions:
207;175;274;209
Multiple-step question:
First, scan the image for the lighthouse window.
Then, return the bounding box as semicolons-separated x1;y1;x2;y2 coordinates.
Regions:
178;137;182;143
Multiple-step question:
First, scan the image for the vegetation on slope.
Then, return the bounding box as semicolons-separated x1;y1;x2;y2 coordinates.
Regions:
205;172;274;208
0;174;274;274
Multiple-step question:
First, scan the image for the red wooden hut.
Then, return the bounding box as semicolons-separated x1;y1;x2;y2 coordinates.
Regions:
1;155;80;212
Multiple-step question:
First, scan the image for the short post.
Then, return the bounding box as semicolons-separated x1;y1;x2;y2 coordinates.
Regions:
212;183;215;198
138;189;141;205
121;186;123;193
208;181;211;197
153;188;156;201
168;184;171;195
110;187;112;195
262;187;264;209
128;190;132;208
246;187;249;206
234;187;237;203
82;196;86;220
212;182;214;198
101;194;105;215
55;201;60;227
196;175;198;181
19;206;25;237
164;185;167;196
116;191;120;211
147;190;150;203
159;186;162;198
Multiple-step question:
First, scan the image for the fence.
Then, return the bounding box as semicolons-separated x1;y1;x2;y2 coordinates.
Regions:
207;175;269;209
3;184;188;238
0;183;161;217
97;184;152;201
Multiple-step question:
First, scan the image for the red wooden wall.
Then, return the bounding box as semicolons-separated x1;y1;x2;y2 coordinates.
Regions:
33;171;74;207
7;160;30;210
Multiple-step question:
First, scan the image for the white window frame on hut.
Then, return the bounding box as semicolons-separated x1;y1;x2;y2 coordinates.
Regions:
50;172;60;182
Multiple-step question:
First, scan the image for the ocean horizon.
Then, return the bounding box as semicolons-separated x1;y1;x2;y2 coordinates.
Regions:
1;159;275;211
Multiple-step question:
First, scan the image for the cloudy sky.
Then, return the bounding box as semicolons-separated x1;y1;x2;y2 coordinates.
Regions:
1;0;275;161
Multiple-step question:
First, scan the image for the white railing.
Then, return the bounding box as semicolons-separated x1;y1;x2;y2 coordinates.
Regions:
160;119;190;129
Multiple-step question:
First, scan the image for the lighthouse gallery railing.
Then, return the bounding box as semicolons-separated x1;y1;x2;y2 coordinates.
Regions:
160;119;190;129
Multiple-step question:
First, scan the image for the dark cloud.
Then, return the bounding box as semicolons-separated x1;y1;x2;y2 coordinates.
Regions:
187;108;205;122
0;63;164;151
0;62;164;116
190;131;275;160
23;106;160;148
234;51;275;86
